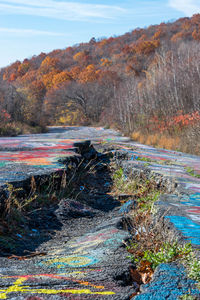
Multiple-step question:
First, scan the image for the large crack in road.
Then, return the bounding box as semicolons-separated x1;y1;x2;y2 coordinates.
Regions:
0;142;136;299
0;127;200;299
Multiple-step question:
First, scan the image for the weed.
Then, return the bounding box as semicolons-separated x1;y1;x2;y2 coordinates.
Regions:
185;167;200;179
136;156;152;162
143;162;150;167
179;295;196;300
140;242;192;270
3;184;37;225
136;191;160;214
111;167;161;202
113;167;124;181
185;255;200;282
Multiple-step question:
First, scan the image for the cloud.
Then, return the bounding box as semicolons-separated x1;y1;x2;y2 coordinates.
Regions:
168;0;200;16
0;0;126;21
0;27;68;36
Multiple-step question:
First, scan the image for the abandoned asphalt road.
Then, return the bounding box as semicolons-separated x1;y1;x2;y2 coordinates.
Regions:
0;127;136;299
0;126;200;299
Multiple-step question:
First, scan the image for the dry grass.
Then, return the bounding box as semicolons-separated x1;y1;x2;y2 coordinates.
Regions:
131;131;140;141
146;134;159;146
0;122;47;137
157;135;180;150
130;127;199;155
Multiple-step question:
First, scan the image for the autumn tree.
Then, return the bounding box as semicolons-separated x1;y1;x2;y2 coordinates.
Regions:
39;56;60;74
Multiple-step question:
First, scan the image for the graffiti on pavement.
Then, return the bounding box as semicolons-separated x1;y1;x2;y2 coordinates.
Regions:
38;255;98;269
0;271;116;299
166;215;200;245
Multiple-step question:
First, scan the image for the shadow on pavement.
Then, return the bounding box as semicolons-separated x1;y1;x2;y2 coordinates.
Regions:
0;146;118;257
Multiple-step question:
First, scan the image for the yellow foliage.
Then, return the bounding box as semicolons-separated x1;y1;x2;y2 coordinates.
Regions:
70;66;81;80
52;71;71;87
135;40;160;55
98;39;108;48
152;30;163;40
57;102;85;125
40;56;59;74
42;70;59;89
17;62;30;76
73;52;85;62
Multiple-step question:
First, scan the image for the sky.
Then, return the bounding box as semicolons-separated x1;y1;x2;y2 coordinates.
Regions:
0;0;200;68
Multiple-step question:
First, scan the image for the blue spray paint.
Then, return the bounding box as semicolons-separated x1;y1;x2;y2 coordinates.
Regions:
166;216;200;245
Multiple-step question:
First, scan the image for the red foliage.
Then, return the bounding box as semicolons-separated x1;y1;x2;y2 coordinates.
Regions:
149;111;200;133
0;109;11;124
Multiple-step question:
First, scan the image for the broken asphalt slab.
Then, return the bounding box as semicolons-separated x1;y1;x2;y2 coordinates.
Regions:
0;126;129;187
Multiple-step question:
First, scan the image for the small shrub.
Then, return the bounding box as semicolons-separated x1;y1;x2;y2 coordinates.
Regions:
179;295;196;300
187;256;200;281
141;242;192;270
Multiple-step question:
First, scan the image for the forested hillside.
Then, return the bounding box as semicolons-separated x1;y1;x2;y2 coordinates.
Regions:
0;14;200;153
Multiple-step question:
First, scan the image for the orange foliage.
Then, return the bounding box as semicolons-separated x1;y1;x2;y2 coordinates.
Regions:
191;14;200;25
125;65;140;76
17;62;30;76
68;66;81;80
1;13;200;138
181;20;191;31
152;30;164;40
97;39;108;48
171;31;191;42
18;70;37;86
29;80;46;99
73;52;85;62
9;73;17;82
52;71;72;87
192;28;200;40
78;64;99;83
134;40;160;55
100;58;112;67
138;34;147;41
42;70;59;89
40;56;60;74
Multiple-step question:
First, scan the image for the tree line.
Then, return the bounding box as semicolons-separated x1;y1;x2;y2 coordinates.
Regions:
0;14;200;152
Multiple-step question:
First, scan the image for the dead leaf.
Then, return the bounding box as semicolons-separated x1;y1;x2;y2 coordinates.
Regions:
138;260;154;284
8;252;46;260
130;292;139;299
130;267;143;284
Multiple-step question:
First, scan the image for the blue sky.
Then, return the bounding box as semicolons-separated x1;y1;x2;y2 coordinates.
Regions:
0;0;200;68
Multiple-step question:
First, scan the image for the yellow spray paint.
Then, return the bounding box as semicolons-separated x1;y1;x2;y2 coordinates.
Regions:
0;278;26;299
43;255;94;268
0;276;115;299
22;287;115;296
